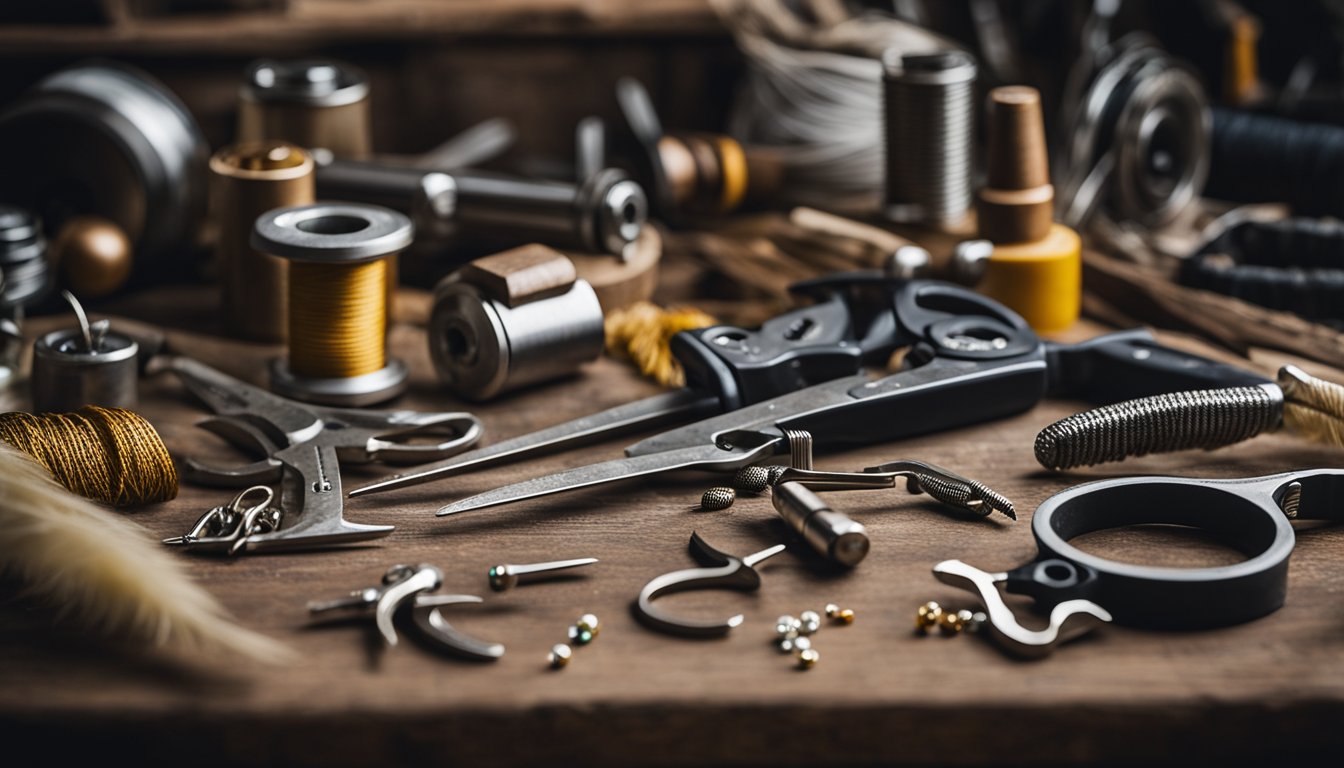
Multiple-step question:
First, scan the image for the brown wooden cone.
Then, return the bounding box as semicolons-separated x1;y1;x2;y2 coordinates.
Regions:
979;85;1053;243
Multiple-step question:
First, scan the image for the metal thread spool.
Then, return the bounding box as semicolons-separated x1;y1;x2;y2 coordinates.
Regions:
883;51;977;229
209;141;315;342
429;245;605;401
1059;35;1210;229
0;204;51;313
252;203;412;405
0;61;208;272
31;327;139;413
237;59;372;158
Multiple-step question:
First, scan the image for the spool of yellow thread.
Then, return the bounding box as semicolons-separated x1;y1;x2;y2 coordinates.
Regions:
251;202;413;406
976;224;1082;334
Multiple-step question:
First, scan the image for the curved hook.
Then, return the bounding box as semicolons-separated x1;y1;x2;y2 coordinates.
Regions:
933;560;1111;659
409;595;506;661
633;532;787;639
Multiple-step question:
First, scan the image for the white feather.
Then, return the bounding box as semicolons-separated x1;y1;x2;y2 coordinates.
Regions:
0;442;287;662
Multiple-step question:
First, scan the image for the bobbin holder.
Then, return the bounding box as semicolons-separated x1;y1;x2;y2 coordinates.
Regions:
934;470;1344;659
161;356;482;554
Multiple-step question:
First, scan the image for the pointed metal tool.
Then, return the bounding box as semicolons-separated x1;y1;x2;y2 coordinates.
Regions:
408;595;506;661
488;557;599;591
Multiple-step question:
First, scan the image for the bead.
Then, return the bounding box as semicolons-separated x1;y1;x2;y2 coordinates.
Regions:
567;625;595;645
576;613;601;637
915;601;943;632
548;643;572;669
824;603;841;618
775;615;801;638
796;648;820;669
798;610;822;635
836;608;855;625
965;611;988;634
777;637;795;654
766;465;789;485
791;636;812;653
939;608;969;635
732;465;771;494
700;487;736;511
487;564;517;591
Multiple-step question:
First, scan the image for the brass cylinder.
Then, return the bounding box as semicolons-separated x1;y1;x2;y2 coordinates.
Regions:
209;141;315;342
237;59;371;158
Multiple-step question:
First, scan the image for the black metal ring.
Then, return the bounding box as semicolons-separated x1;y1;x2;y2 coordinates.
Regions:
1029;474;1297;630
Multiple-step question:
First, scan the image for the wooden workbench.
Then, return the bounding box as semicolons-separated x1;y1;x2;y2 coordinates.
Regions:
2;265;1343;766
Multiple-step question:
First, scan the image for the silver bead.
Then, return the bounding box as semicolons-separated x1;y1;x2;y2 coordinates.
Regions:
791;636;812;652
798;610;822;635
700;487;736;511
776;637;795;654
732;465;772;494
965;611;988;634
548;643;572;669
774;615;801;638
796;647;820;669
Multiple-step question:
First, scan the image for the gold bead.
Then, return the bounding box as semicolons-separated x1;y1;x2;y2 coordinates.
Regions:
915;601;943;632
548;643;572;669
576;613;600;637
939;608;971;635
796;648;820;669
836;608;855;625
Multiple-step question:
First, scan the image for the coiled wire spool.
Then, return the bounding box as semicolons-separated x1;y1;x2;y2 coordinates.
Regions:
0;205;50;313
1057;35;1210;229
252;203;413;406
238;59;371;158
882;51;977;229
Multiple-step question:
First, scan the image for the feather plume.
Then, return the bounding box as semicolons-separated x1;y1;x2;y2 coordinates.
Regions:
0;442;287;663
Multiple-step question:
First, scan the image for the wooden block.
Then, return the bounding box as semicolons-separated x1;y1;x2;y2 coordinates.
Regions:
455;243;577;307
570;226;662;312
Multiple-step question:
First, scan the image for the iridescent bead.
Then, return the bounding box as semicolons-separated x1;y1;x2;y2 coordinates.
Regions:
548;644;572;669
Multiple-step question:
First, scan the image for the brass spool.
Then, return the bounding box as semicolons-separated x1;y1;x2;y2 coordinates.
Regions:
251;202;413;406
209;141;314;342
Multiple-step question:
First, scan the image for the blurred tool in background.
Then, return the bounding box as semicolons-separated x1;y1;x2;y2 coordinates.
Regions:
0;62;208;292
31;292;140;413
237;58;372;159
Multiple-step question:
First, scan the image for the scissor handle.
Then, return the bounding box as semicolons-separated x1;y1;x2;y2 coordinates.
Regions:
364;414;484;465
1020;469;1344;630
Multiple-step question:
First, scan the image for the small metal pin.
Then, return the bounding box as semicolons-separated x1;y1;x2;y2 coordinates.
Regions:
488;557;598;592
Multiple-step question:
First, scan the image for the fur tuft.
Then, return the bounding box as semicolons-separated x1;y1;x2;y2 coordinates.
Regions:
0;442;288;663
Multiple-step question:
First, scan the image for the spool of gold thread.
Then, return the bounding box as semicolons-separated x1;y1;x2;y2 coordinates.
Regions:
0;407;178;507
252;202;413;406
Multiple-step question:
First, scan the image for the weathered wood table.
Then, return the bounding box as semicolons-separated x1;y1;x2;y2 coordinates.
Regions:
2;275;1342;766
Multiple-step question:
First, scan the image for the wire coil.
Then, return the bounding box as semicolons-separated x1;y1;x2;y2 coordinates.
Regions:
289;259;387;379
883;51;977;228
0;407;178;506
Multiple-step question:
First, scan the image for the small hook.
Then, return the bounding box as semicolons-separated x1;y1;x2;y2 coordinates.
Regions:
932;560;1111;659
633;532;787;638
408;595;506;661
163;486;282;555
308;563;443;646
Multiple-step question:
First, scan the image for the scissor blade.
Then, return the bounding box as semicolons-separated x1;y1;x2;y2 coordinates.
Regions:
349;388;720;498
436;436;781;517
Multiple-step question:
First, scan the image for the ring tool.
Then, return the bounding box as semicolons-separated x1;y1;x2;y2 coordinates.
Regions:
309;563;505;661
159;356;483;554
633;532;787;638
933;469;1344;659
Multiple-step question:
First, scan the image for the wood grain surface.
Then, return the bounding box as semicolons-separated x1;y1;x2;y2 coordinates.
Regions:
2;276;1343;766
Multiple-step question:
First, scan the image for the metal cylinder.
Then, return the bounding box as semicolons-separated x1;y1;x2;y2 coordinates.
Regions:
315;157;647;257
771;481;870;568
31;327;139;412
883;50;977;229
252;202;413;406
237;59;372;158
0;61;208;271
0;204;51;313
429;277;605;401
210;141;314;342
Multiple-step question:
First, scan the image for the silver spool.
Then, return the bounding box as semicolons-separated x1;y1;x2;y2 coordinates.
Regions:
882;51;977;228
428;278;605;402
31;327;139;412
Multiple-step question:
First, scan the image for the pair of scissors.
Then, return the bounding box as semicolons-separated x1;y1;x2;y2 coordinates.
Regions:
934;469;1344;658
359;280;1262;520
159;356;482;554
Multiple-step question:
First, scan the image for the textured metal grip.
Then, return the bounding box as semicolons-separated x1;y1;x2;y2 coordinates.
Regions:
907;472;1015;518
1035;385;1282;470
